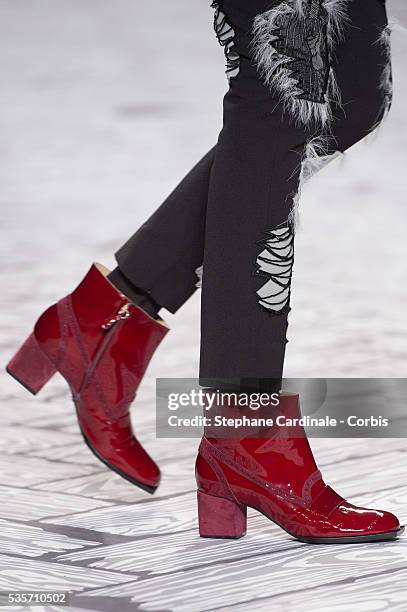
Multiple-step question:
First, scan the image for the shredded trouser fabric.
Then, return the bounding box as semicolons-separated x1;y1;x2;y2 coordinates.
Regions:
114;0;391;391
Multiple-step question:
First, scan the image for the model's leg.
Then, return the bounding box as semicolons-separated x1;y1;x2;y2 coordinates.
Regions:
110;0;391;324
199;70;307;390
199;1;313;391
199;0;392;391
195;0;402;543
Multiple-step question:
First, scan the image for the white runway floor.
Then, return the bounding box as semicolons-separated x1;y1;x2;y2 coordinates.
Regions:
0;1;407;610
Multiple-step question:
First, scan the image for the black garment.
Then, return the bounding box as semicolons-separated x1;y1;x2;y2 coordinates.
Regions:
114;0;390;391
107;267;161;319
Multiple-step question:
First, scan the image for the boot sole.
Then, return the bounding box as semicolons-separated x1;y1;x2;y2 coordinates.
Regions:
71;395;158;495
8;360;159;495
295;526;405;544
259;507;405;544
201;501;405;544
7;360;158;494
80;429;158;495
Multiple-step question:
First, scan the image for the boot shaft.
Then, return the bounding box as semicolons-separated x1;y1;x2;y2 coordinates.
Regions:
33;262;168;397
197;392;320;499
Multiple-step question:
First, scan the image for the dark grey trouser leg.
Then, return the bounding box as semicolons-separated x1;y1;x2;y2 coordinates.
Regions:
198;65;308;388
198;0;391;389
114;146;216;313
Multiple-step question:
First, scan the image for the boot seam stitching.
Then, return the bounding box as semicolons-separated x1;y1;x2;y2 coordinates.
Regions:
202;438;323;508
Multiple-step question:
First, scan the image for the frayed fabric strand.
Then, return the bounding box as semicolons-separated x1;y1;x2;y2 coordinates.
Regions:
289;134;343;227
211;1;241;80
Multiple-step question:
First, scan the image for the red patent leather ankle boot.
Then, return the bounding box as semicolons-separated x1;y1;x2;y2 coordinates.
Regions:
6;262;169;493
195;393;404;543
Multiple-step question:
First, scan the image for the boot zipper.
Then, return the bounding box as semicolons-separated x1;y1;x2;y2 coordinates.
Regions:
101;302;131;330
76;302;132;397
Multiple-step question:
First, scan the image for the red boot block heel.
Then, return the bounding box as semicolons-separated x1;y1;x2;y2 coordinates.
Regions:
6;332;57;395
197;490;247;539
